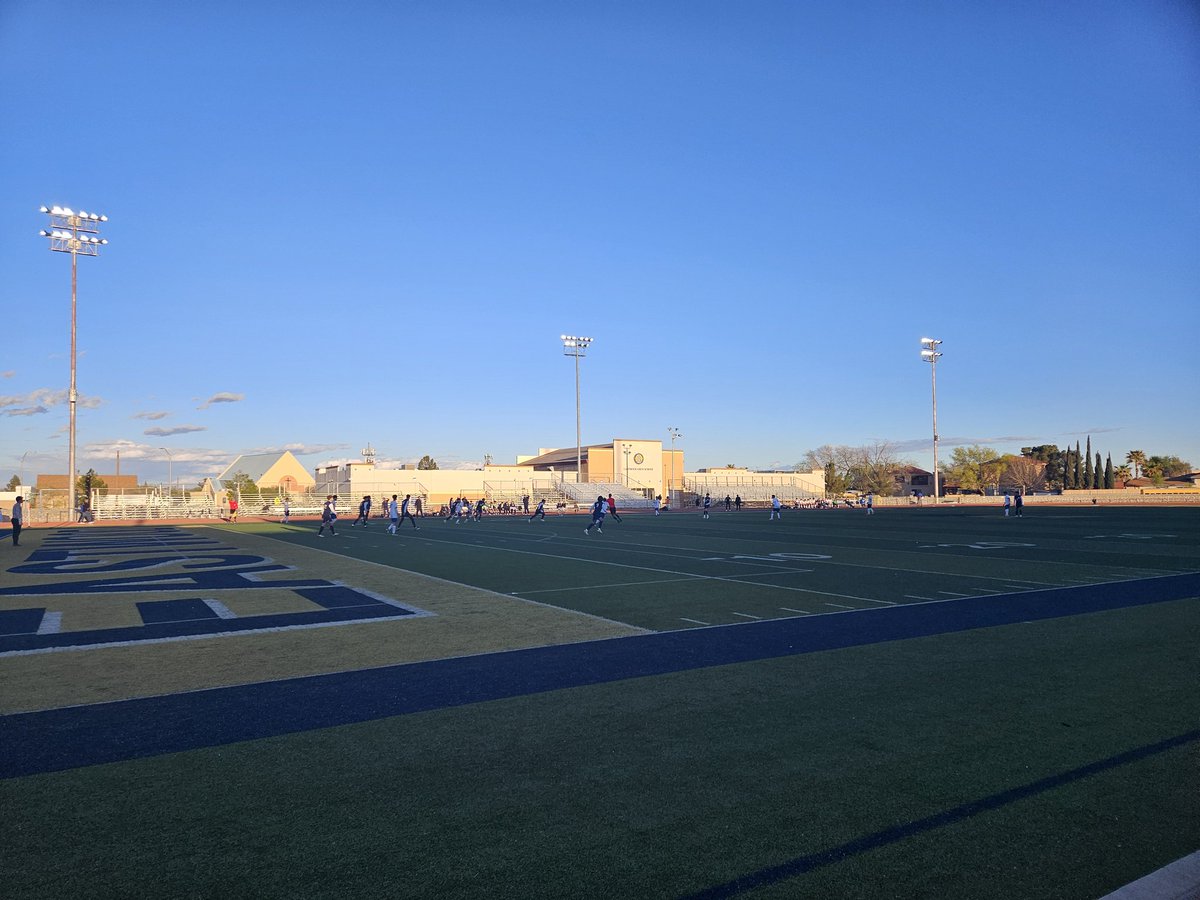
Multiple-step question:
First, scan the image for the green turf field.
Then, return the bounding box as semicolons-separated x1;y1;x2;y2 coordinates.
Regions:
1;506;1197;898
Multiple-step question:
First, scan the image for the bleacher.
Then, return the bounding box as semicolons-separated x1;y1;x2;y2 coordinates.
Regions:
559;481;654;509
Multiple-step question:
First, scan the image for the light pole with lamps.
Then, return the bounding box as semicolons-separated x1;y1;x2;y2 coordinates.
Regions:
622;442;633;488
159;448;173;502
561;335;594;482
920;338;943;503
668;426;682;505
39;205;108;519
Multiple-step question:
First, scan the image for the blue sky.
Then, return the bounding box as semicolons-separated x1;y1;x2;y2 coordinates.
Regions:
2;1;1197;485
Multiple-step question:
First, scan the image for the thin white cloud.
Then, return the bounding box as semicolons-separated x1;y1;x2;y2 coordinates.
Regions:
145;425;207;437
3;405;48;417
0;387;102;410
133;411;170;421
197;392;245;410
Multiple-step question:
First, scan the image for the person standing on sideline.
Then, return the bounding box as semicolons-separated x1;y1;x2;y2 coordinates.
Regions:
10;495;24;547
606;494;622;523
770;495;782;520
352;495;372;527
522;494;530;515
318;498;337;537
724;495;732;512
734;495;742;511
1014;493;1024;517
529;497;546;521
228;495;239;523
414;496;423;517
281;496;291;524
400;494;419;529
866;493;874;515
584;495;606;535
653;495;661;516
1003;493;1011;517
702;493;712;519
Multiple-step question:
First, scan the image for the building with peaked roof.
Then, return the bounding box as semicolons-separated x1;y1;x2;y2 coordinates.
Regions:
216;451;316;493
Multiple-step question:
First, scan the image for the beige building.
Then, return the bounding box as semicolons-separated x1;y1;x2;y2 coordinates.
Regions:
217;451;316;493
313;438;824;508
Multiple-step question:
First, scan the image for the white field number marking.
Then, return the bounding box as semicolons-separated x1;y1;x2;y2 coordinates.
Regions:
920;542;1036;550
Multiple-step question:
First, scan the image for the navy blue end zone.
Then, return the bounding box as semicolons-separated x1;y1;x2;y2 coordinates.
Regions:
1;571;1196;780
0;588;418;655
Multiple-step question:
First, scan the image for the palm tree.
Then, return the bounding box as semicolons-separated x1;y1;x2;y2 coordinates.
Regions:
1126;450;1146;480
1114;464;1132;482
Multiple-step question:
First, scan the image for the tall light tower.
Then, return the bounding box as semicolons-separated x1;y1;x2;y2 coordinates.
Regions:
622;442;633;487
668;426;682;503
39;205;108;518
561;335;594;481
920;338;943;503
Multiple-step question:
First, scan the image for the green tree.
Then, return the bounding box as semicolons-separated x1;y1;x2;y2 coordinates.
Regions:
4;474;19;492
1093;453;1102;489
948;445;1003;494
1144;455;1191;478
1125;450;1146;480
1104;454;1114;489
417;455;439;470
1114;464;1131;482
224;471;259;494
76;469;108;498
1073;442;1082;490
1083;437;1093;489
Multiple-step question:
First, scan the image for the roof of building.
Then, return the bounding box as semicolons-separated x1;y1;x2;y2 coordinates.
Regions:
215;450;314;488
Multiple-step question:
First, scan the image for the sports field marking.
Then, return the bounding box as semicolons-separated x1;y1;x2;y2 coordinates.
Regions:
824;603;857;609
731;612;762;620
779;607;811;614
201;599;236;620
516;576;703;595
679;618;710;626
235;526;650;634
36;612;62;635
938;591;971;597
859;598;897;605
904;595;935;601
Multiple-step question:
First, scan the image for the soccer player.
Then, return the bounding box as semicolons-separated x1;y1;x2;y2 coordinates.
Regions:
770;495;782;520
606;494;622;523
724;495;732;511
387;495;400;534
866;493;874;515
281;497;290;524
653;495;661;516
584;495;606;535
318;499;337;537
473;498;485;522
400;494;419;529
1003;493;1011;517
702;493;712;519
352;495;371;527
1014;493;1024;517
734;495;742;511
529;498;546;521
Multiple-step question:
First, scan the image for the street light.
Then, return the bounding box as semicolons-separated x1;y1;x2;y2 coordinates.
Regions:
622;442;633;488
920;338;943;504
668;426;682;504
159;447;173;501
39;205;109;518
561;334;594;482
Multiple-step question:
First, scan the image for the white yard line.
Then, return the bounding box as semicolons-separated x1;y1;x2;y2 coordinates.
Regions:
779;607;811;615
904;595;935;601
679;618;710;626
824;603;857;609
516;576;703;595
731;612;762;620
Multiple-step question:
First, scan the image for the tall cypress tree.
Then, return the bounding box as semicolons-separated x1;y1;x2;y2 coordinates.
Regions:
1104;453;1114;489
1074;441;1082;490
1094;453;1102;488
1084;437;1093;489
1062;446;1073;490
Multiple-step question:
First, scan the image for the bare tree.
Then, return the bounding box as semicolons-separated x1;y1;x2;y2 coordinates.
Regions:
999;456;1047;494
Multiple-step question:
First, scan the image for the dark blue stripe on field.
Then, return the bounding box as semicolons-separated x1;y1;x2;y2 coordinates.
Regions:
0;603;413;654
682;728;1200;899
1;573;1196;779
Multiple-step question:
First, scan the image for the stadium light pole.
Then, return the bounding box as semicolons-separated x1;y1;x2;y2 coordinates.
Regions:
920;338;943;504
159;447;173;500
561;335;593;482
622;442;633;488
39;205;108;518
668;426;682;504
